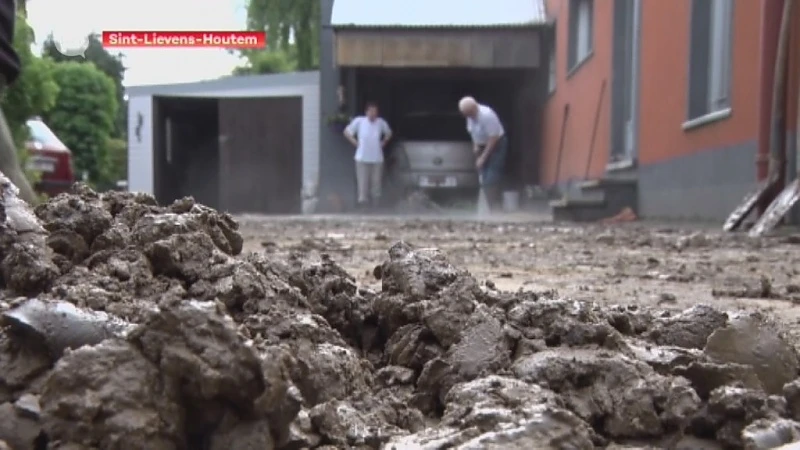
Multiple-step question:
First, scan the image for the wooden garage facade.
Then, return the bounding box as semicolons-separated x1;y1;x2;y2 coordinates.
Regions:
217;96;303;214
313;0;552;212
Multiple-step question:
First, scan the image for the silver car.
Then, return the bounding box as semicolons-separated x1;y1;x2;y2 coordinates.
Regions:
386;111;479;196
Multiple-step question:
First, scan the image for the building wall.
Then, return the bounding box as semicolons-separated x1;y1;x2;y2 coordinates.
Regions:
539;0;614;187
541;0;797;220
126;76;320;207
317;0;360;213
635;0;762;219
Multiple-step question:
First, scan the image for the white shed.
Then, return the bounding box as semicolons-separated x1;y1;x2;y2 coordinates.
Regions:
125;71;320;214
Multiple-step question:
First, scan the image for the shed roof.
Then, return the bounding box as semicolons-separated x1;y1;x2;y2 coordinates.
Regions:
330;0;549;28
125;71;319;98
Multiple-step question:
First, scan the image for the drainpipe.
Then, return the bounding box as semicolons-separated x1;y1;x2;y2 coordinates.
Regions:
756;0;784;186
766;0;793;194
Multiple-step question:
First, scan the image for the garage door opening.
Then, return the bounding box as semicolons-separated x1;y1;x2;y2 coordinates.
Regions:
153;97;219;208
351;68;540;194
153;95;303;214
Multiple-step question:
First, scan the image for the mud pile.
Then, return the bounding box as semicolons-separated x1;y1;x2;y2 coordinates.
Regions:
0;180;799;449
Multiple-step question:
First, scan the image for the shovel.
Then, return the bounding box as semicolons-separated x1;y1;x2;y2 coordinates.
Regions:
1;298;134;360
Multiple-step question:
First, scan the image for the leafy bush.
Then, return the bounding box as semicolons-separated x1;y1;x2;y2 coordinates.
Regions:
45;61;117;186
233;49;295;75
105;137;127;184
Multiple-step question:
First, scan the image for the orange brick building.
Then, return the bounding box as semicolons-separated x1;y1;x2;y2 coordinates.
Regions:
542;0;800;221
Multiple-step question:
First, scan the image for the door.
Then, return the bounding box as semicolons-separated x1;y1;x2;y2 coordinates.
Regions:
611;0;641;163
218;96;303;214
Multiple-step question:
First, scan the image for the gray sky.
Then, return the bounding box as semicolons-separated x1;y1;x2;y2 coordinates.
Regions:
27;0;250;86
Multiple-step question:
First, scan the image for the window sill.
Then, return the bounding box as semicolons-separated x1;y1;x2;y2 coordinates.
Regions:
606;158;636;172
682;108;732;131
567;51;594;79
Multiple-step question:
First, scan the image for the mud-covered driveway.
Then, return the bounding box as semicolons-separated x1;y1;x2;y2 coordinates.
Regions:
238;214;800;338
7;183;800;449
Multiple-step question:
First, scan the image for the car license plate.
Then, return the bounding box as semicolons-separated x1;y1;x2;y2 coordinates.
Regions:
27;157;56;173
419;176;457;187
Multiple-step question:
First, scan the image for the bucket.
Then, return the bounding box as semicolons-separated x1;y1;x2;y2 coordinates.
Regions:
502;191;520;212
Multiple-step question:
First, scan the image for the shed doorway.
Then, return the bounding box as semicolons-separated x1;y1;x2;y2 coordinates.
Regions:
153;95;303;214
152;97;219;208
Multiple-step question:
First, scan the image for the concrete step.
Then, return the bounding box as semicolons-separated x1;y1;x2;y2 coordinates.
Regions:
551;198;610;222
576;177;637;191
579;178;637;212
549;197;604;208
563;187;605;202
551;177;639;223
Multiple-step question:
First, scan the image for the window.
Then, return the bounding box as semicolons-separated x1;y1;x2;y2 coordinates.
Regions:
26;119;66;148
686;0;733;122
548;38;556;93
400;112;465;141
568;0;593;70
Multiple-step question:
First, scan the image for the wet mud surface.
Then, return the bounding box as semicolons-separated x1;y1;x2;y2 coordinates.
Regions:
2;181;800;449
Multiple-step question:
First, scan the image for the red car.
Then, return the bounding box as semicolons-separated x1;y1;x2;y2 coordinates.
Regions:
25;118;75;197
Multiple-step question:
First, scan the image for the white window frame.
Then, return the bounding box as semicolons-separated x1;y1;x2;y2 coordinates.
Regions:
707;0;732;113
568;0;593;70
548;39;556;93
683;0;734;130
575;0;592;61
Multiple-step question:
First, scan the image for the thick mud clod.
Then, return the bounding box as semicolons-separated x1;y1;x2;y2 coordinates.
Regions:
0;181;799;449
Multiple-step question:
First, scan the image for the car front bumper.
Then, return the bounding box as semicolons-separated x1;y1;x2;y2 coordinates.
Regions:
35;179;73;197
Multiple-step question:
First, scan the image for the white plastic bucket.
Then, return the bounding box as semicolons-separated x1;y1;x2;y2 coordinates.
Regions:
477;175;490;216
502;191;520;212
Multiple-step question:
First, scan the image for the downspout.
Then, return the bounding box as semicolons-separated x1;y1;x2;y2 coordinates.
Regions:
794;10;800;182
756;0;784;185
765;0;793;194
796;52;800;186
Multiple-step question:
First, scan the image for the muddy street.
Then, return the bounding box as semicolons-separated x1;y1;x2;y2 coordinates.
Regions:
238;214;800;336
4;184;800;449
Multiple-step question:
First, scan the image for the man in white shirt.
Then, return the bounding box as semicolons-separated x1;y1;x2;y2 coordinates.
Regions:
344;102;392;210
458;96;508;210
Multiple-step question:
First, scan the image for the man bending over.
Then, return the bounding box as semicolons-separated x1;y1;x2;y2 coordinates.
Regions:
458;96;507;211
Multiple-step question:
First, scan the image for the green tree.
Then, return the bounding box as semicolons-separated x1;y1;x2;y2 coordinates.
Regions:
104;137;127;188
233;49;295;75
236;0;320;74
44;62;118;186
42;33;127;138
1;12;59;180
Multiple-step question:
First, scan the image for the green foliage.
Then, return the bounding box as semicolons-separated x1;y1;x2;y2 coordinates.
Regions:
43;33;127;138
233;49;295;75
105;137;127;184
44;62;118;187
235;0;320;74
326;112;351;126
0;13;58;182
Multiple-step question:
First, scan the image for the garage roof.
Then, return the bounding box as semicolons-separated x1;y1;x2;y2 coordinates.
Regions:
330;0;550;28
125;71;319;97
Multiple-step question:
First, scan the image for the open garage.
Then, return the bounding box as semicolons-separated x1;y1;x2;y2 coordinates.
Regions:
316;0;553;211
350;67;539;195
